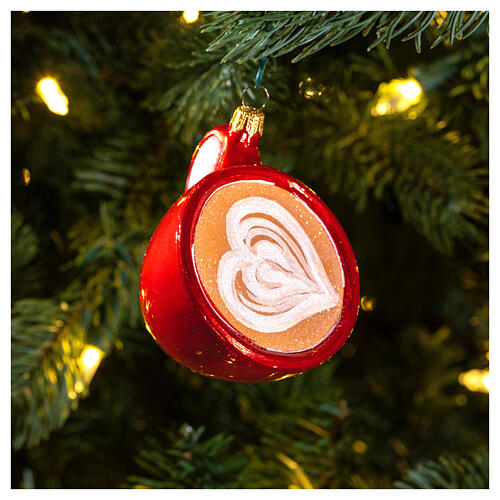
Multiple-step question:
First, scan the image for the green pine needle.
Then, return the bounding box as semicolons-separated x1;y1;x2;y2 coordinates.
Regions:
203;11;489;62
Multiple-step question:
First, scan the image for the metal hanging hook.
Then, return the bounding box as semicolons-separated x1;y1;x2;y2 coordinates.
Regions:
241;85;270;110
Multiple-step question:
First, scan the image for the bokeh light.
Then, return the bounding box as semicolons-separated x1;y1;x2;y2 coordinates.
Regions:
36;77;69;115
21;168;30;186
78;345;103;385
399;80;422;99
360;296;376;311
299;76;326;100
458;369;489;393
353;440;368;454
81;346;102;369
371;78;423;116
182;10;199;24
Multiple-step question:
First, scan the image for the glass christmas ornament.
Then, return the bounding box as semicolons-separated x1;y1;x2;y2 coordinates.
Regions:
140;96;359;382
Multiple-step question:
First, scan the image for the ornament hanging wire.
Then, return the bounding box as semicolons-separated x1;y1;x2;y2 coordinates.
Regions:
239;18;270;110
255;20;270;88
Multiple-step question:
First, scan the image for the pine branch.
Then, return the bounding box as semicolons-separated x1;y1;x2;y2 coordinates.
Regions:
266;43;489;255
237;362;348;488
395;448;488;488
11;299;87;449
137;23;243;143
72;134;151;201
344;323;472;480
202;11;489;62
127;425;247;488
357;112;487;255
65;201;146;349
12;202;147;450
12;210;38;274
280;111;487;255
136;21;288;143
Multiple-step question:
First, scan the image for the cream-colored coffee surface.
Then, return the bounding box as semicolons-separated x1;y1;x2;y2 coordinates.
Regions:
193;180;344;352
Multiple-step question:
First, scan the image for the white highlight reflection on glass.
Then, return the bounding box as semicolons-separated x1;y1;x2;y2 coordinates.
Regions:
186;135;221;190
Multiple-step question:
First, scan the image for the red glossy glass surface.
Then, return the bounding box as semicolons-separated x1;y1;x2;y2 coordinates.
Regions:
185;125;262;191
140;164;360;383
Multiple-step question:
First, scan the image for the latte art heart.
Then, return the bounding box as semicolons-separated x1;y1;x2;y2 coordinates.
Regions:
217;196;339;333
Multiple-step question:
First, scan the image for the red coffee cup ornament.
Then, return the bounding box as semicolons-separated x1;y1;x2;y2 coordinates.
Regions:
140;88;359;383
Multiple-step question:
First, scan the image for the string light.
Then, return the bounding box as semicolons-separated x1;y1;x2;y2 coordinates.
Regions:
182;10;199;23
36;77;69;115
81;346;102;369
371;78;423;117
458;369;489;393
78;345;103;383
399;80;421;99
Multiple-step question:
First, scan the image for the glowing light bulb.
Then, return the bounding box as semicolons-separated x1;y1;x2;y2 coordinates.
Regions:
371;78;423;116
36;77;69;115
78;345;103;384
81;346;102;369
399;80;422;99
458;369;489;393
182;10;199;23
483;373;490;392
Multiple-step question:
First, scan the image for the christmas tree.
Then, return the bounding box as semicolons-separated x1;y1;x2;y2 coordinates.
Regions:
12;11;489;488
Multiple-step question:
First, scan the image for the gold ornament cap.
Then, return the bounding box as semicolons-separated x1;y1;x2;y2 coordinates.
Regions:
230;105;265;137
